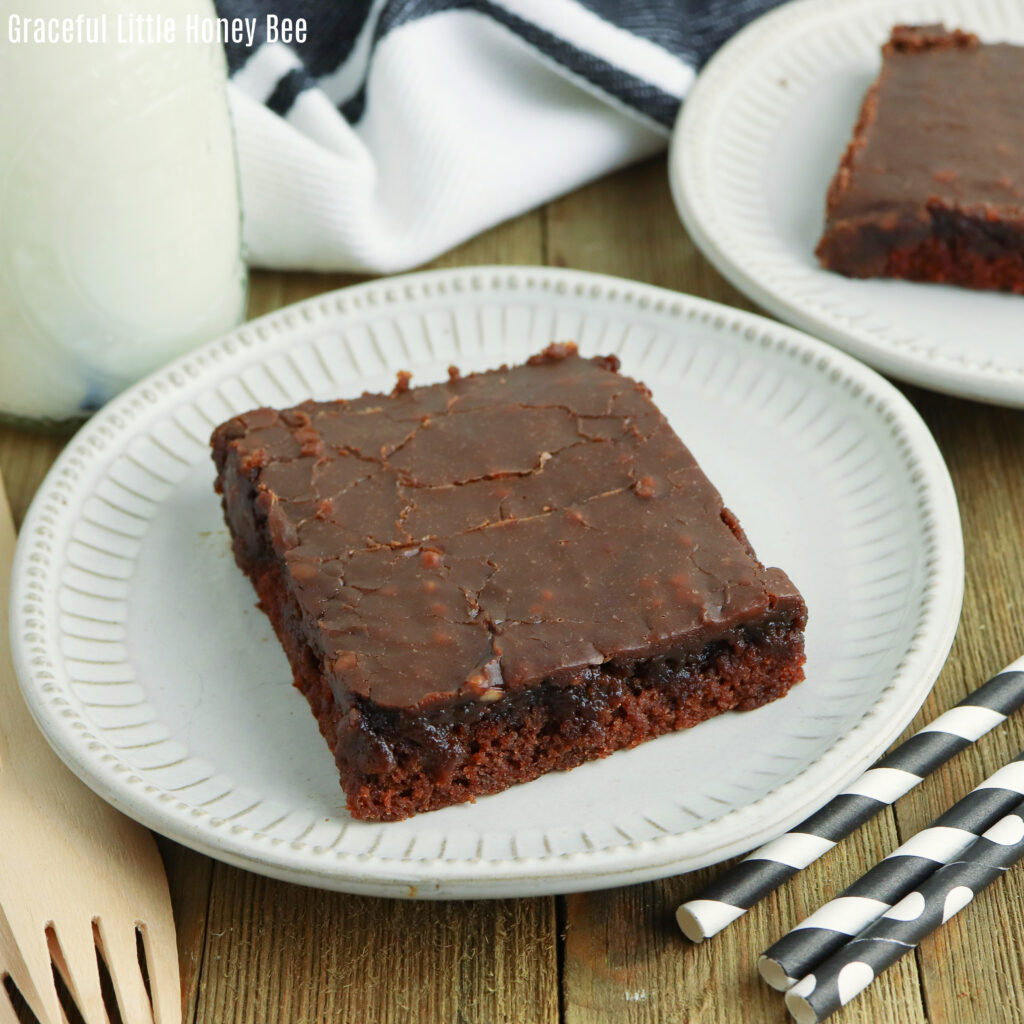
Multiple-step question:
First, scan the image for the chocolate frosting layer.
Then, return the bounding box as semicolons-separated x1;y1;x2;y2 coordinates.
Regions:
213;344;805;709
831;26;1024;216
819;25;1024;272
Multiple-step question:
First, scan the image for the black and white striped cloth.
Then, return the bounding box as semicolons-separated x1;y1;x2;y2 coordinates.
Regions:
214;0;785;271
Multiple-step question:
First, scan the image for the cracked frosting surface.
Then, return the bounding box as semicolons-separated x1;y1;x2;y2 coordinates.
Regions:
215;344;804;709
822;26;1024;243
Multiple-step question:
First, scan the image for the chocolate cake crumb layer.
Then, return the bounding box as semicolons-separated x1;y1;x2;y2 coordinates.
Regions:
816;25;1024;292
212;343;807;821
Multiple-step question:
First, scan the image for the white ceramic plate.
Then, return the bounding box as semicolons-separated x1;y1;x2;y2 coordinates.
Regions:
670;0;1024;407
10;267;962;898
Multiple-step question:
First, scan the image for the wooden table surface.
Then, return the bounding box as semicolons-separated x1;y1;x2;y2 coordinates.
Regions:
4;156;1024;1024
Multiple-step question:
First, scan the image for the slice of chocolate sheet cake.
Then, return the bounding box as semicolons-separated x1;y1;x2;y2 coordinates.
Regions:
211;343;807;821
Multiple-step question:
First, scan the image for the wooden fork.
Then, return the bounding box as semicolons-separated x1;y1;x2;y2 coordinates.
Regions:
0;469;180;1024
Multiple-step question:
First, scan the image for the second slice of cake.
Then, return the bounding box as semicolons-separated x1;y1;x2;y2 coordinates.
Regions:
817;25;1024;291
212;343;807;821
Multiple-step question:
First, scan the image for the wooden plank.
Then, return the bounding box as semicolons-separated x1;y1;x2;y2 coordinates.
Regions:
0;428;66;530
548;155;930;1024
157;837;213;1024
246;270;367;320
193;864;557;1024
545;156;757;309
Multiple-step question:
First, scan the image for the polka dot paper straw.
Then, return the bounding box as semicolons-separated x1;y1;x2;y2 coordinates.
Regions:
759;751;1024;990
676;659;1024;942
785;798;1024;1023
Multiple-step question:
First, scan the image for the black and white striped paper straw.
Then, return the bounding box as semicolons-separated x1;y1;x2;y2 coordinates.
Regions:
785;797;1024;1023
759;750;1024;989
676;659;1024;942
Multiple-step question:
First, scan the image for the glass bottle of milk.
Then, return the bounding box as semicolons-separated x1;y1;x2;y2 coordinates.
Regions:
0;0;248;425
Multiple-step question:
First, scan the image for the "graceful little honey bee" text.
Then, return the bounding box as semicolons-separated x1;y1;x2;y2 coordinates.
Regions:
7;13;307;47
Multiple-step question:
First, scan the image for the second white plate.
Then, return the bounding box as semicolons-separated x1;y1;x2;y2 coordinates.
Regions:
670;0;1024;406
11;267;962;897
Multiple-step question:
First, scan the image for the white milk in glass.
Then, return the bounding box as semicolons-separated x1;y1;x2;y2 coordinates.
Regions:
0;0;247;423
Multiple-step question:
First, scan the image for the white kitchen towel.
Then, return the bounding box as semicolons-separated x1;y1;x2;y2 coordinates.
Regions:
216;0;785;272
